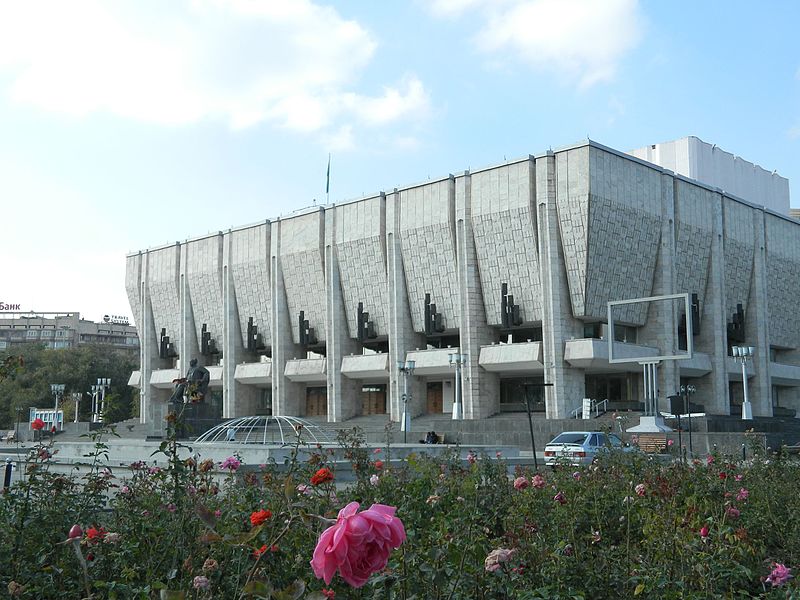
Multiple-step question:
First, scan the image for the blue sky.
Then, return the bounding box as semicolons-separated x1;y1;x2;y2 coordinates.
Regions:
2;0;798;324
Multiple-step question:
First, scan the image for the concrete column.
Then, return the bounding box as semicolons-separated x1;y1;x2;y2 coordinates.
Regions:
454;172;498;419
698;192;730;415
637;172;679;410
748;210;772;416
221;232;260;417
325;209;361;422
179;247;200;375
537;153;584;418
270;220;305;416
386;189;426;422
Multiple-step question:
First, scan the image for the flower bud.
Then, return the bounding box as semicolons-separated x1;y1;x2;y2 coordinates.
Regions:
68;525;83;540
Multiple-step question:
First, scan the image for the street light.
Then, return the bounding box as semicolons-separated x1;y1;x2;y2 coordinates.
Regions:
732;346;755;420
397;360;415;443
91;378;111;423
448;353;467;420
71;392;81;423
679;384;696;458
50;384;65;433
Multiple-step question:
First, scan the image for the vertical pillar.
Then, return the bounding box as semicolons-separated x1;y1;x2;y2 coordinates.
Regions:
325;209;361;422
454;172;498;419
386;189;426;422
537;153;584;418
270;220;305;416
638;172;679;410
748;210;772;416
699;192;730;415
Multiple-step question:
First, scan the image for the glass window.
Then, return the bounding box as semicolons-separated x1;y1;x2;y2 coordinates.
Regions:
608;434;623;447
550;433;589;445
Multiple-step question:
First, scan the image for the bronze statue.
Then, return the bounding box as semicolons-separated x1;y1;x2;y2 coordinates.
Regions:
170;358;210;403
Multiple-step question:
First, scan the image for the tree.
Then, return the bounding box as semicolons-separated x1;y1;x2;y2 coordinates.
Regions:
0;344;138;428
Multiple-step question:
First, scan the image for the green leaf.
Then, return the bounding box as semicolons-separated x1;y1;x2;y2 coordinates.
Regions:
159;591;186;600
634;583;645;596
271;579;305;600
242;580;273;598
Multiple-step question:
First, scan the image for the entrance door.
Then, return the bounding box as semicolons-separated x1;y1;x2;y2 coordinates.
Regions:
361;385;386;415
305;387;328;417
427;382;443;414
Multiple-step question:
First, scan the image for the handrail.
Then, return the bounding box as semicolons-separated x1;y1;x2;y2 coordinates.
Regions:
593;398;609;417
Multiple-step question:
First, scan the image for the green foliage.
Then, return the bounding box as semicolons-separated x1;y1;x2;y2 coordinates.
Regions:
3;423;800;598
0;344;137;427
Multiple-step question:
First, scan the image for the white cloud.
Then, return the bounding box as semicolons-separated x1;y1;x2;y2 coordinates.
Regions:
429;0;643;89
0;0;429;133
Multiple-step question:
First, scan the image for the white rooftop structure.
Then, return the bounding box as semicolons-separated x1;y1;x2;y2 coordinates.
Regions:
630;136;790;215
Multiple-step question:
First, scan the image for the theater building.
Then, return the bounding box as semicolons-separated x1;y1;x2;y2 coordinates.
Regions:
126;138;800;436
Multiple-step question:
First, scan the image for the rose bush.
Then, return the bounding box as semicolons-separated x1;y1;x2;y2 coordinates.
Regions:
3;423;800;598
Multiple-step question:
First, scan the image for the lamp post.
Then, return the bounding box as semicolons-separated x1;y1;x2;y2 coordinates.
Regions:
448;353;467;420
91;378;111;423
71;392;81;423
397;360;415;443
732;346;754;420
680;384;696;458
50;383;65;433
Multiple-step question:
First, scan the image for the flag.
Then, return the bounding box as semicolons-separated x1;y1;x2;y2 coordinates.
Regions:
326;154;331;195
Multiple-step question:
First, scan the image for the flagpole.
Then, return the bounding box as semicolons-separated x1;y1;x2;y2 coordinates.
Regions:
326;153;331;204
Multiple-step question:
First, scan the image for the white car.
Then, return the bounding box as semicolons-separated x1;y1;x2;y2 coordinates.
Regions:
543;431;630;466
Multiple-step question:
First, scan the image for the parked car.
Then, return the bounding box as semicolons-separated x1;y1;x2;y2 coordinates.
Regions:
543;431;632;466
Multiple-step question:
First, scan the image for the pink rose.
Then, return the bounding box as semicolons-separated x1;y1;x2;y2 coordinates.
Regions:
635;483;646;497
736;488;749;502
484;547;516;572
311;502;406;588
531;474;546;489
513;476;529;491
553;491;566;505
766;562;792;587
700;525;709;538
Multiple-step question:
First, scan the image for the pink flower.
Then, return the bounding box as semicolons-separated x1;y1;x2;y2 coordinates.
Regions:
766;563;792;587
635;483;646;497
735;474;743;482
484;548;516;573
120;485;131;495
166;503;176;513
466;452;477;465
700;525;709;539
513;476;529;491
220;456;241;471
572;471;581;481
553;491;566;505
667;439;674;447
192;575;210;590
531;474;546;489
297;484;311;495
311;502;406;588
706;455;714;466
726;506;740;519
373;448;381;454
496;451;503;459
214;509;221;518
67;525;83;540
369;474;379;486
737;488;749;502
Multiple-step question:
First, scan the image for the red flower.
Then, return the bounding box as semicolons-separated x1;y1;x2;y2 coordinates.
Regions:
86;526;106;544
374;460;383;470
719;472;727;480
322;589;336;599
699;526;709;539
253;544;268;558
31;418;45;431
250;509;272;527
311;468;334;486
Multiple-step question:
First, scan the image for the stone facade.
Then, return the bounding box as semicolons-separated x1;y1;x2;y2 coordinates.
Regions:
126;140;800;435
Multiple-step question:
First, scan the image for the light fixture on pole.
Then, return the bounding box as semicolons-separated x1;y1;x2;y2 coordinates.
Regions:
397;360;415;443
50;384;65;432
71;392;81;423
732;346;755;420
448;353;467;420
679;384;696;458
97;378;111;423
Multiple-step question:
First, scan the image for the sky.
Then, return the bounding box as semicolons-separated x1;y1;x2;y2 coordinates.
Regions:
1;0;798;325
